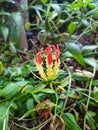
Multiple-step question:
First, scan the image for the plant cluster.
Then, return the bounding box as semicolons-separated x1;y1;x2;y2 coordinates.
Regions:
0;0;98;130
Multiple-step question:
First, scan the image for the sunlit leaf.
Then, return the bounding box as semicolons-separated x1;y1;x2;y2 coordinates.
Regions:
41;0;47;4
68;22;77;35
25;22;31;30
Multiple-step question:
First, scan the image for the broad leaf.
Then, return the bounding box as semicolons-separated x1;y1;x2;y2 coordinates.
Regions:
81;45;98;56
63;113;82;130
0;81;28;100
84;57;96;67
66;43;85;67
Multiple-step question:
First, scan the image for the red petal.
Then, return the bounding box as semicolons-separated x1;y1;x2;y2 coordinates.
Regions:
36;49;43;64
46;45;52;55
53;45;60;62
47;53;52;65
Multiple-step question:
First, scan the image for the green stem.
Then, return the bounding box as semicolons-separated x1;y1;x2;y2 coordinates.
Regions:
60;62;72;117
50;82;58;120
83;61;96;130
27;65;43;81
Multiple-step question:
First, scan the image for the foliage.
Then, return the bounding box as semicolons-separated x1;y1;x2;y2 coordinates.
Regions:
0;0;98;130
0;0;22;48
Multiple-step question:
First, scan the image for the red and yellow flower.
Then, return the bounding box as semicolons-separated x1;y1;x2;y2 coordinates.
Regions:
35;45;60;81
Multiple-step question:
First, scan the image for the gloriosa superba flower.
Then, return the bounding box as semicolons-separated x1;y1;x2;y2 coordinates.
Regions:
35;45;60;81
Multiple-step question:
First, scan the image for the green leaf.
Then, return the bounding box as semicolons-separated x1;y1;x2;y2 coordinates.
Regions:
66;43;85;67
51;4;61;13
94;91;98;101
0;62;3;75
63;113;82;130
0;12;10;16
81;19;89;26
81;45;98;56
0;81;28;100
41;88;54;93
86;111;96;129
41;0;47;4
84;57;96;67
11;12;22;28
68;22;76;35
1;26;9;42
10;12;22;47
26;98;34;110
26;98;36;120
25;22;31;30
30;82;47;93
9;42;17;54
93;80;98;86
0;103;9;130
86;7;98;17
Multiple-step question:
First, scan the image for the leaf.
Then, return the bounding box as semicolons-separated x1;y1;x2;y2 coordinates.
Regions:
51;4;61;13
26;98;36;120
86;7;98;17
93;80;98;86
26;98;34;110
11;12;22;28
84;57;96;67
86;111;96;129
75;70;93;78
0;103;9;130
81;19;89;26
68;22;76;35
0;62;3;75
66;43;85;67
81;45;98;56
1;26;9;42
40;88;54;93
25;22;31;30
30;82;47;93
10;12;22;47
0;12;10;16
9;42;17;54
63;113;82;130
0;81;28;100
41;0;47;4
94;91;98;101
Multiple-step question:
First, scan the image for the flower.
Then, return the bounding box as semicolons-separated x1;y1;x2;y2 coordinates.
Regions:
35;45;60;81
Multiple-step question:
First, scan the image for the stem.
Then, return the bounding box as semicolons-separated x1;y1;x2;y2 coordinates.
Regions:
83;61;96;130
27;65;43;80
60;62;72;117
